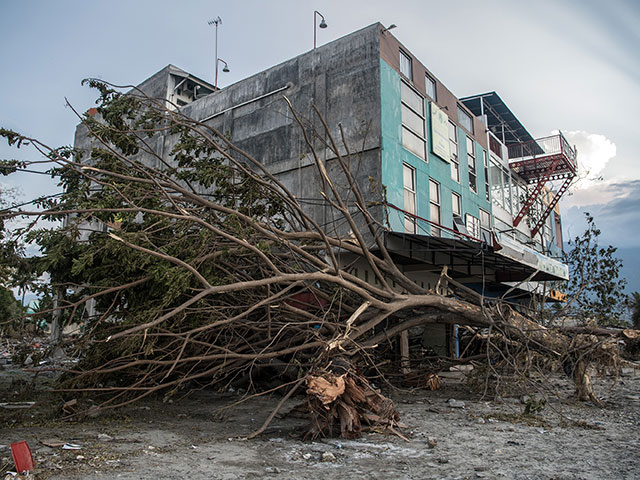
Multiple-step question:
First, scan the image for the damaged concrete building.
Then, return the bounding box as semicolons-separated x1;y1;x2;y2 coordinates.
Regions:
75;23;577;356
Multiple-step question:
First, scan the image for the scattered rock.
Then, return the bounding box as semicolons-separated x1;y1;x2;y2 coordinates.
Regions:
447;399;465;409
302;453;312;460
321;451;336;462
437;457;449;464
427;438;437;449
97;433;113;442
476;417;486;424
265;466;281;474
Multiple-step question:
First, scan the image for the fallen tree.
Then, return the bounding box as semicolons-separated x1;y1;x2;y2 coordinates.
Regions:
1;80;636;437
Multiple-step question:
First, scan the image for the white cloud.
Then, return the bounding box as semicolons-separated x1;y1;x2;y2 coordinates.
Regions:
561;130;616;189
550;131;618;209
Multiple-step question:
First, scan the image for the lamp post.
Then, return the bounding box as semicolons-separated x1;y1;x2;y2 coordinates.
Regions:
208;16;223;89
217;59;230;74
313;11;327;49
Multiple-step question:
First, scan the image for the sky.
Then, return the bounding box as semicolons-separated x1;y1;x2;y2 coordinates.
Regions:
1;0;639;289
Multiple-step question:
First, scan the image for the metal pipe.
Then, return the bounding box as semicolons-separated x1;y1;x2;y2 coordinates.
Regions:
200;84;290;123
313;11;327;49
208;17;222;89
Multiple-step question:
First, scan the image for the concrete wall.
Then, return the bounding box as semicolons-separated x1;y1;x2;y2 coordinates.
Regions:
174;23;384;238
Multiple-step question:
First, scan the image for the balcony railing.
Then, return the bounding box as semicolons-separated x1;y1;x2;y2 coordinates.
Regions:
507;132;577;171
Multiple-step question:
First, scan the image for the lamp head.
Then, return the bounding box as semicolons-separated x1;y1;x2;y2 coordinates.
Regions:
222;65;230;73
319;19;327;29
382;24;397;34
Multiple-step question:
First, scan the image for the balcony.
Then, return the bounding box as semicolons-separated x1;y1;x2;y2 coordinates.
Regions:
507;132;577;183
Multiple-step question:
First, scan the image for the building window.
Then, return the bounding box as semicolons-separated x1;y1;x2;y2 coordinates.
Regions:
399;50;412;81
429;179;441;237
466;213;480;240
452;191;461;220
479;208;491;244
467;136;477;193
403;164;416;234
425;74;436;100
457;105;474;134
449;121;459;182
483;150;490;201
451;192;464;231
401;82;426;160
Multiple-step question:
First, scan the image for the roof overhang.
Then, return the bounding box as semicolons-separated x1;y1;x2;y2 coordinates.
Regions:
385;231;568;282
460;92;536;146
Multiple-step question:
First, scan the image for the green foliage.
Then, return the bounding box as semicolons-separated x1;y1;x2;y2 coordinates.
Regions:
563;213;628;326
0;286;21;323
1;78;319;394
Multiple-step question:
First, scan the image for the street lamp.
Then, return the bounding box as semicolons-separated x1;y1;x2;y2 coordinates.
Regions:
218;58;230;73
313;11;327;49
208;16;223;89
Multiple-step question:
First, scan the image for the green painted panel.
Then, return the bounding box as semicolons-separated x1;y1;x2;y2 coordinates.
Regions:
380;59;492;237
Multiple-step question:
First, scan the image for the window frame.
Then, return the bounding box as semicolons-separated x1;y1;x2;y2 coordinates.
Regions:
403;163;417;234
479;208;492;244
400;81;426;160
466;213;481;240
429;178;441;237
483;149;490;202
449;121;460;183
451;191;461;217
457;105;474;134
467;136;477;194
399;50;413;81
425;73;436;101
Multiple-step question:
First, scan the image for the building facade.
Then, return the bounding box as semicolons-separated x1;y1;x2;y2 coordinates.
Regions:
75;22;575;308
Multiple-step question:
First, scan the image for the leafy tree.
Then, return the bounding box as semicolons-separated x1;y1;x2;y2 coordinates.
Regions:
0;184;24;326
562;213;628;327
0;286;21;325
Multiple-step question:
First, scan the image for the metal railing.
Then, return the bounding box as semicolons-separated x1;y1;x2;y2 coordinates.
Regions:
507;132;577;169
386;202;484;244
488;132;503;159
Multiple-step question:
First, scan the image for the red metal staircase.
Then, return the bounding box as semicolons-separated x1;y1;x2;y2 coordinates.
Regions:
508;132;577;237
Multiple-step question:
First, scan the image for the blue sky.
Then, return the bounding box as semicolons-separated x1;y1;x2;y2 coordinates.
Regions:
1;0;639;290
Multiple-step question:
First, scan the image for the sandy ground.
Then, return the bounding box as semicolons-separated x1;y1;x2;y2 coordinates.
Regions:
1;365;639;480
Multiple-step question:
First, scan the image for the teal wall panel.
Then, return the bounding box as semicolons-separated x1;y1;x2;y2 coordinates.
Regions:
380;59;492;237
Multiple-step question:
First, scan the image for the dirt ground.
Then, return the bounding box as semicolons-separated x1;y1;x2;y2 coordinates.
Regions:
1;362;639;480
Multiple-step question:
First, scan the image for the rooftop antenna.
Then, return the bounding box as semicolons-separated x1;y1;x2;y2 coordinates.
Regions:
208;16;226;89
313;11;328;49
